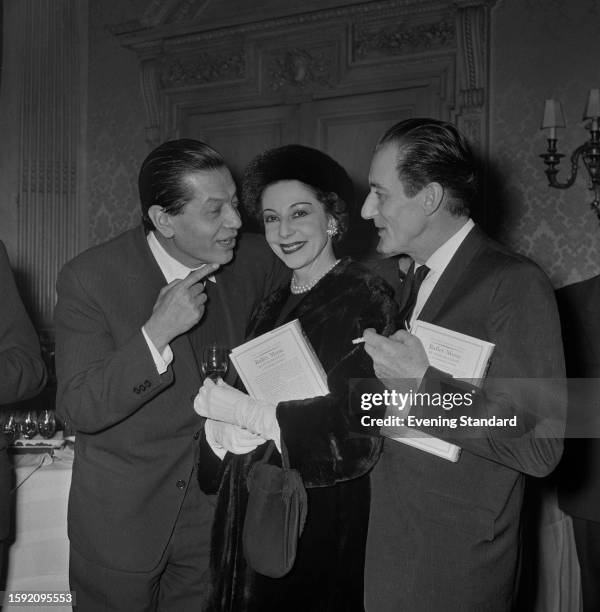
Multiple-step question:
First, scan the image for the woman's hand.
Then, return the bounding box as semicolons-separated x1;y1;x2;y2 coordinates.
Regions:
194;379;281;449
194;378;245;423
204;419;266;456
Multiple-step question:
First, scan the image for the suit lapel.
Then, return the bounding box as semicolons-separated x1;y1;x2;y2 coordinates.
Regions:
418;225;487;324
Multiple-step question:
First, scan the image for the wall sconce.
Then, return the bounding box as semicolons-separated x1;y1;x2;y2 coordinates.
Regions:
540;90;600;220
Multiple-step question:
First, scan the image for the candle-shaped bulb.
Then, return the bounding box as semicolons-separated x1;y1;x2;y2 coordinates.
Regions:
541;99;566;140
584;89;600;119
584;89;600;131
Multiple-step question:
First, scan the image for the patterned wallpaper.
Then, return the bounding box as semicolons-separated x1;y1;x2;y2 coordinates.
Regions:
87;0;148;245
86;0;600;286
490;0;600;287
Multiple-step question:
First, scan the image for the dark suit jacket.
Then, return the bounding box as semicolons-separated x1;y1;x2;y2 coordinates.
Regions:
366;225;565;612
54;227;287;572
0;241;46;541
557;274;600;521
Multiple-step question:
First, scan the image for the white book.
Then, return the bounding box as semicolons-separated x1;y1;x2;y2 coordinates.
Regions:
230;319;329;404
411;320;495;382
384;321;495;462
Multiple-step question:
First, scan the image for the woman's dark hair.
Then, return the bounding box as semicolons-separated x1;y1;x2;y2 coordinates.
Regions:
377;118;478;216
241;145;353;242
138;139;226;232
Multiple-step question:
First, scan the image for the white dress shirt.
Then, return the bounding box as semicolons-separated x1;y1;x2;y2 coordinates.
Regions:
409;218;475;327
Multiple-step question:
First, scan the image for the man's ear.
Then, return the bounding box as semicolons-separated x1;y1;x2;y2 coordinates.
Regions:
148;205;175;238
422;182;444;216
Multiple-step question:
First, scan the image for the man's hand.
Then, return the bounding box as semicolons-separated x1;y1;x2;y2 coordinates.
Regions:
144;265;219;353
363;328;430;384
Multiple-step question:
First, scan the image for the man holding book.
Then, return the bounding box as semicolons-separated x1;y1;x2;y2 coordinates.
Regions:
361;118;565;611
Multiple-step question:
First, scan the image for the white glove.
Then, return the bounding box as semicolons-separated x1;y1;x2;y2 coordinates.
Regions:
204;418;267;457
194;378;281;450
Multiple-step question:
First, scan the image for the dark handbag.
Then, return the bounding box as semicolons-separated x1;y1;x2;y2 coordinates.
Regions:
242;440;308;578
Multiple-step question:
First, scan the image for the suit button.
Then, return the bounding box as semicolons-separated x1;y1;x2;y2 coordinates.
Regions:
176;479;186;490
193;431;200;440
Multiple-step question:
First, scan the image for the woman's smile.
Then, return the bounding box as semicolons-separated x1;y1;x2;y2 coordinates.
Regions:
279;241;306;254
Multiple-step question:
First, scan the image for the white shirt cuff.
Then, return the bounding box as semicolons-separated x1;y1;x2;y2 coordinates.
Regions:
141;326;173;375
204;420;227;460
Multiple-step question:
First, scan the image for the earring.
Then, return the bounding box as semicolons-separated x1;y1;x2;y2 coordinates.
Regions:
327;221;339;238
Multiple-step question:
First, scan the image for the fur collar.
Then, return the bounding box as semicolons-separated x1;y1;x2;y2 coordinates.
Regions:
250;257;395;337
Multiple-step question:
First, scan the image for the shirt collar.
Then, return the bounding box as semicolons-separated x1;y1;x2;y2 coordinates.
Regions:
147;231;217;284
422;218;475;275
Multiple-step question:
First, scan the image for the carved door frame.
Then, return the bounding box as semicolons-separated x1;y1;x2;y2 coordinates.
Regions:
114;0;496;155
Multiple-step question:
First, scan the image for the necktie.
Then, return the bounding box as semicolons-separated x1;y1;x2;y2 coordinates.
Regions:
397;263;430;328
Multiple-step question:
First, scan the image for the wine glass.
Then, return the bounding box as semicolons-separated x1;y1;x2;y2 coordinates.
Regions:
201;344;229;382
38;409;57;439
21;410;38;439
1;412;17;444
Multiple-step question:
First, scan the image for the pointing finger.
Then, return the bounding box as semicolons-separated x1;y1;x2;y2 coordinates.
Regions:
181;264;219;288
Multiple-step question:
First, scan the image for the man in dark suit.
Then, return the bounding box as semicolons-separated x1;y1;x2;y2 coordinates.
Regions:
557;274;600;611
55;140;287;611
0;241;47;581
361;119;565;611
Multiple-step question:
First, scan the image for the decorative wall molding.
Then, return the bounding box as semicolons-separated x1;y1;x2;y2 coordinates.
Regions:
160;50;246;89
457;4;488;109
114;0;495;155
7;0;88;329
455;3;492;151
113;0;458;46
353;14;455;60
268;48;334;92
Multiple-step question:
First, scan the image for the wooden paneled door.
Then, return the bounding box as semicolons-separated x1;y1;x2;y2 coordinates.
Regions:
184;85;437;255
117;0;494;253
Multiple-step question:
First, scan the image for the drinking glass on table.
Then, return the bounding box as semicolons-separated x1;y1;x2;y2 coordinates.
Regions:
38;408;57;439
21;409;38;439
201;344;229;381
1;412;17;444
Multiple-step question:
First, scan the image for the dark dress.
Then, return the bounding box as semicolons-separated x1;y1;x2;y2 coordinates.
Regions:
204;258;398;611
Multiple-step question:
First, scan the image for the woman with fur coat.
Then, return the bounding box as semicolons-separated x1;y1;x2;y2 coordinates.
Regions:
195;145;398;611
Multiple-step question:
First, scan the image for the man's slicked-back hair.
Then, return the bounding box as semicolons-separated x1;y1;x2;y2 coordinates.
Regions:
377;118;478;216
138;138;226;232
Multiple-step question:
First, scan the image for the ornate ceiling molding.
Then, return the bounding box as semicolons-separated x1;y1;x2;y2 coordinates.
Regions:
113;0;472;50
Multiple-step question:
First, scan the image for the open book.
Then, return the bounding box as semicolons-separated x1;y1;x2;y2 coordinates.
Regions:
383;320;494;462
230;319;329;404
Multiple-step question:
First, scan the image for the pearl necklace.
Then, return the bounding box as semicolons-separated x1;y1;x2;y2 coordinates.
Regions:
290;259;341;294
